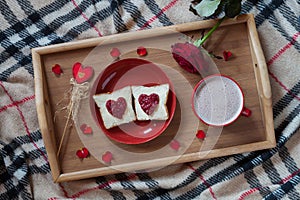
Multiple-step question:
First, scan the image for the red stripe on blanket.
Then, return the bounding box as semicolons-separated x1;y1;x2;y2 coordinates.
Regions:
187;163;217;200
138;0;178;30
71;0;103;37
239;169;300;199
267;32;300;102
268;70;300;101
238;188;260;200
0;81;48;162
0;95;35;113
267;32;300;66
279;169;300;184
58;183;70;198
55;173;137;199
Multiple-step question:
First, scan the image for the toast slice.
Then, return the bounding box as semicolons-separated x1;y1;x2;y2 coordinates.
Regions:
132;84;169;120
93;86;136;129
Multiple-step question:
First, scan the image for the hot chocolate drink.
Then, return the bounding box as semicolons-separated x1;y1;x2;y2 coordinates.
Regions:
193;75;244;126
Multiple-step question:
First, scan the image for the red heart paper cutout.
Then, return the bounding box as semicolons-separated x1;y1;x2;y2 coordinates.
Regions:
102;151;113;163
80;124;93;134
196;130;206;140
138;93;159;115
72;62;94;84
170;140;180;151
76;147;89;159
106;97;127;119
137;46;147;56
110;48;121;58
52;64;63;75
223;50;232;61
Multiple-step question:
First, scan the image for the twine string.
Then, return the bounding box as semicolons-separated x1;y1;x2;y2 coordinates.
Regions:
69;78;90;120
56;78;90;157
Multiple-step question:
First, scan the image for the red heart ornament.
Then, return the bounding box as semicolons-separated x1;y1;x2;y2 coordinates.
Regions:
170;140;180;151
72;62;94;84
223;50;232;61
102;151;113;163
76;147;89;159
52;64;63;75
138;93;159;115
80;124;93;134
106;97;127;119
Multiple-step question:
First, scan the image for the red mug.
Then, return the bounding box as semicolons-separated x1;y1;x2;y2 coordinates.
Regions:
192;74;251;126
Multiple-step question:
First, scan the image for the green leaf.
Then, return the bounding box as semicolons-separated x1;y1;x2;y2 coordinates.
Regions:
193;0;221;17
213;0;225;17
224;0;242;18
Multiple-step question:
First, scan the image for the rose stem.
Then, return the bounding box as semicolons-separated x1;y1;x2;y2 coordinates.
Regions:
194;16;226;47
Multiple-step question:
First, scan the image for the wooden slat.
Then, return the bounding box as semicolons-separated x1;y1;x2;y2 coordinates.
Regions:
32;49;61;181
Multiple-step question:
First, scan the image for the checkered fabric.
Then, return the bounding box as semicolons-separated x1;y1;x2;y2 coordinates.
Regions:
0;0;299;199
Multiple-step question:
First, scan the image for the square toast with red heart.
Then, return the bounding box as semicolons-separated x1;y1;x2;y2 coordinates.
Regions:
93;84;169;129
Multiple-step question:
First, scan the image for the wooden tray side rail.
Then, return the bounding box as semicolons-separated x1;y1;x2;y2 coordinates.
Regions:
247;16;275;146
32;49;61;181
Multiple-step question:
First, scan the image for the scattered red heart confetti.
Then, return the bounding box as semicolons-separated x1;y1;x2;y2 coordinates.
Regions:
110;47;121;58
80;124;93;134
106;97;127;119
52;64;63;75
102;151;113;163
138;93;159;115
242;107;252;117
223;50;232;61
170;140;180;151
76;147;89;159
72;62;94;84
196;130;206;140
137;46;147;56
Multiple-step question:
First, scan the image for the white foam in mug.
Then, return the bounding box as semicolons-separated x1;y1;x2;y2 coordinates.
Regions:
192;75;251;126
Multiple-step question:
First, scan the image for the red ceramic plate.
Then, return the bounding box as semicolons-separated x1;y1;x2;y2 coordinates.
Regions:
90;58;176;144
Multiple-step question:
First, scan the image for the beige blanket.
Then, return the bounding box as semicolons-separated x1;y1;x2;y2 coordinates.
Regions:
0;0;299;199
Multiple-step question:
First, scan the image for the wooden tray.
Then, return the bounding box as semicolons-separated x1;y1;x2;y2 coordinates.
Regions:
32;14;275;182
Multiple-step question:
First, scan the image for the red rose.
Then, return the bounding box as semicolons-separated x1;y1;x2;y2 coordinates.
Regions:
171;42;208;73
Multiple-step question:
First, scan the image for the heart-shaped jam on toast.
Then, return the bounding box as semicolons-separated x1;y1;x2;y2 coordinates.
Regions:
138;93;159;115
106;97;127;119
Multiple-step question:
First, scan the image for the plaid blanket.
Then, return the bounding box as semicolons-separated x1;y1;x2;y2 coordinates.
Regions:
0;0;299;199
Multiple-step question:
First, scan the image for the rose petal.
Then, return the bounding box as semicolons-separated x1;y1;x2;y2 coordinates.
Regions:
110;48;121;58
52;64;63;75
223;50;232;61
137;46;147;56
170;140;180;151
80;124;93;134
196;130;206;139
76;147;89;159
102;151;113;163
